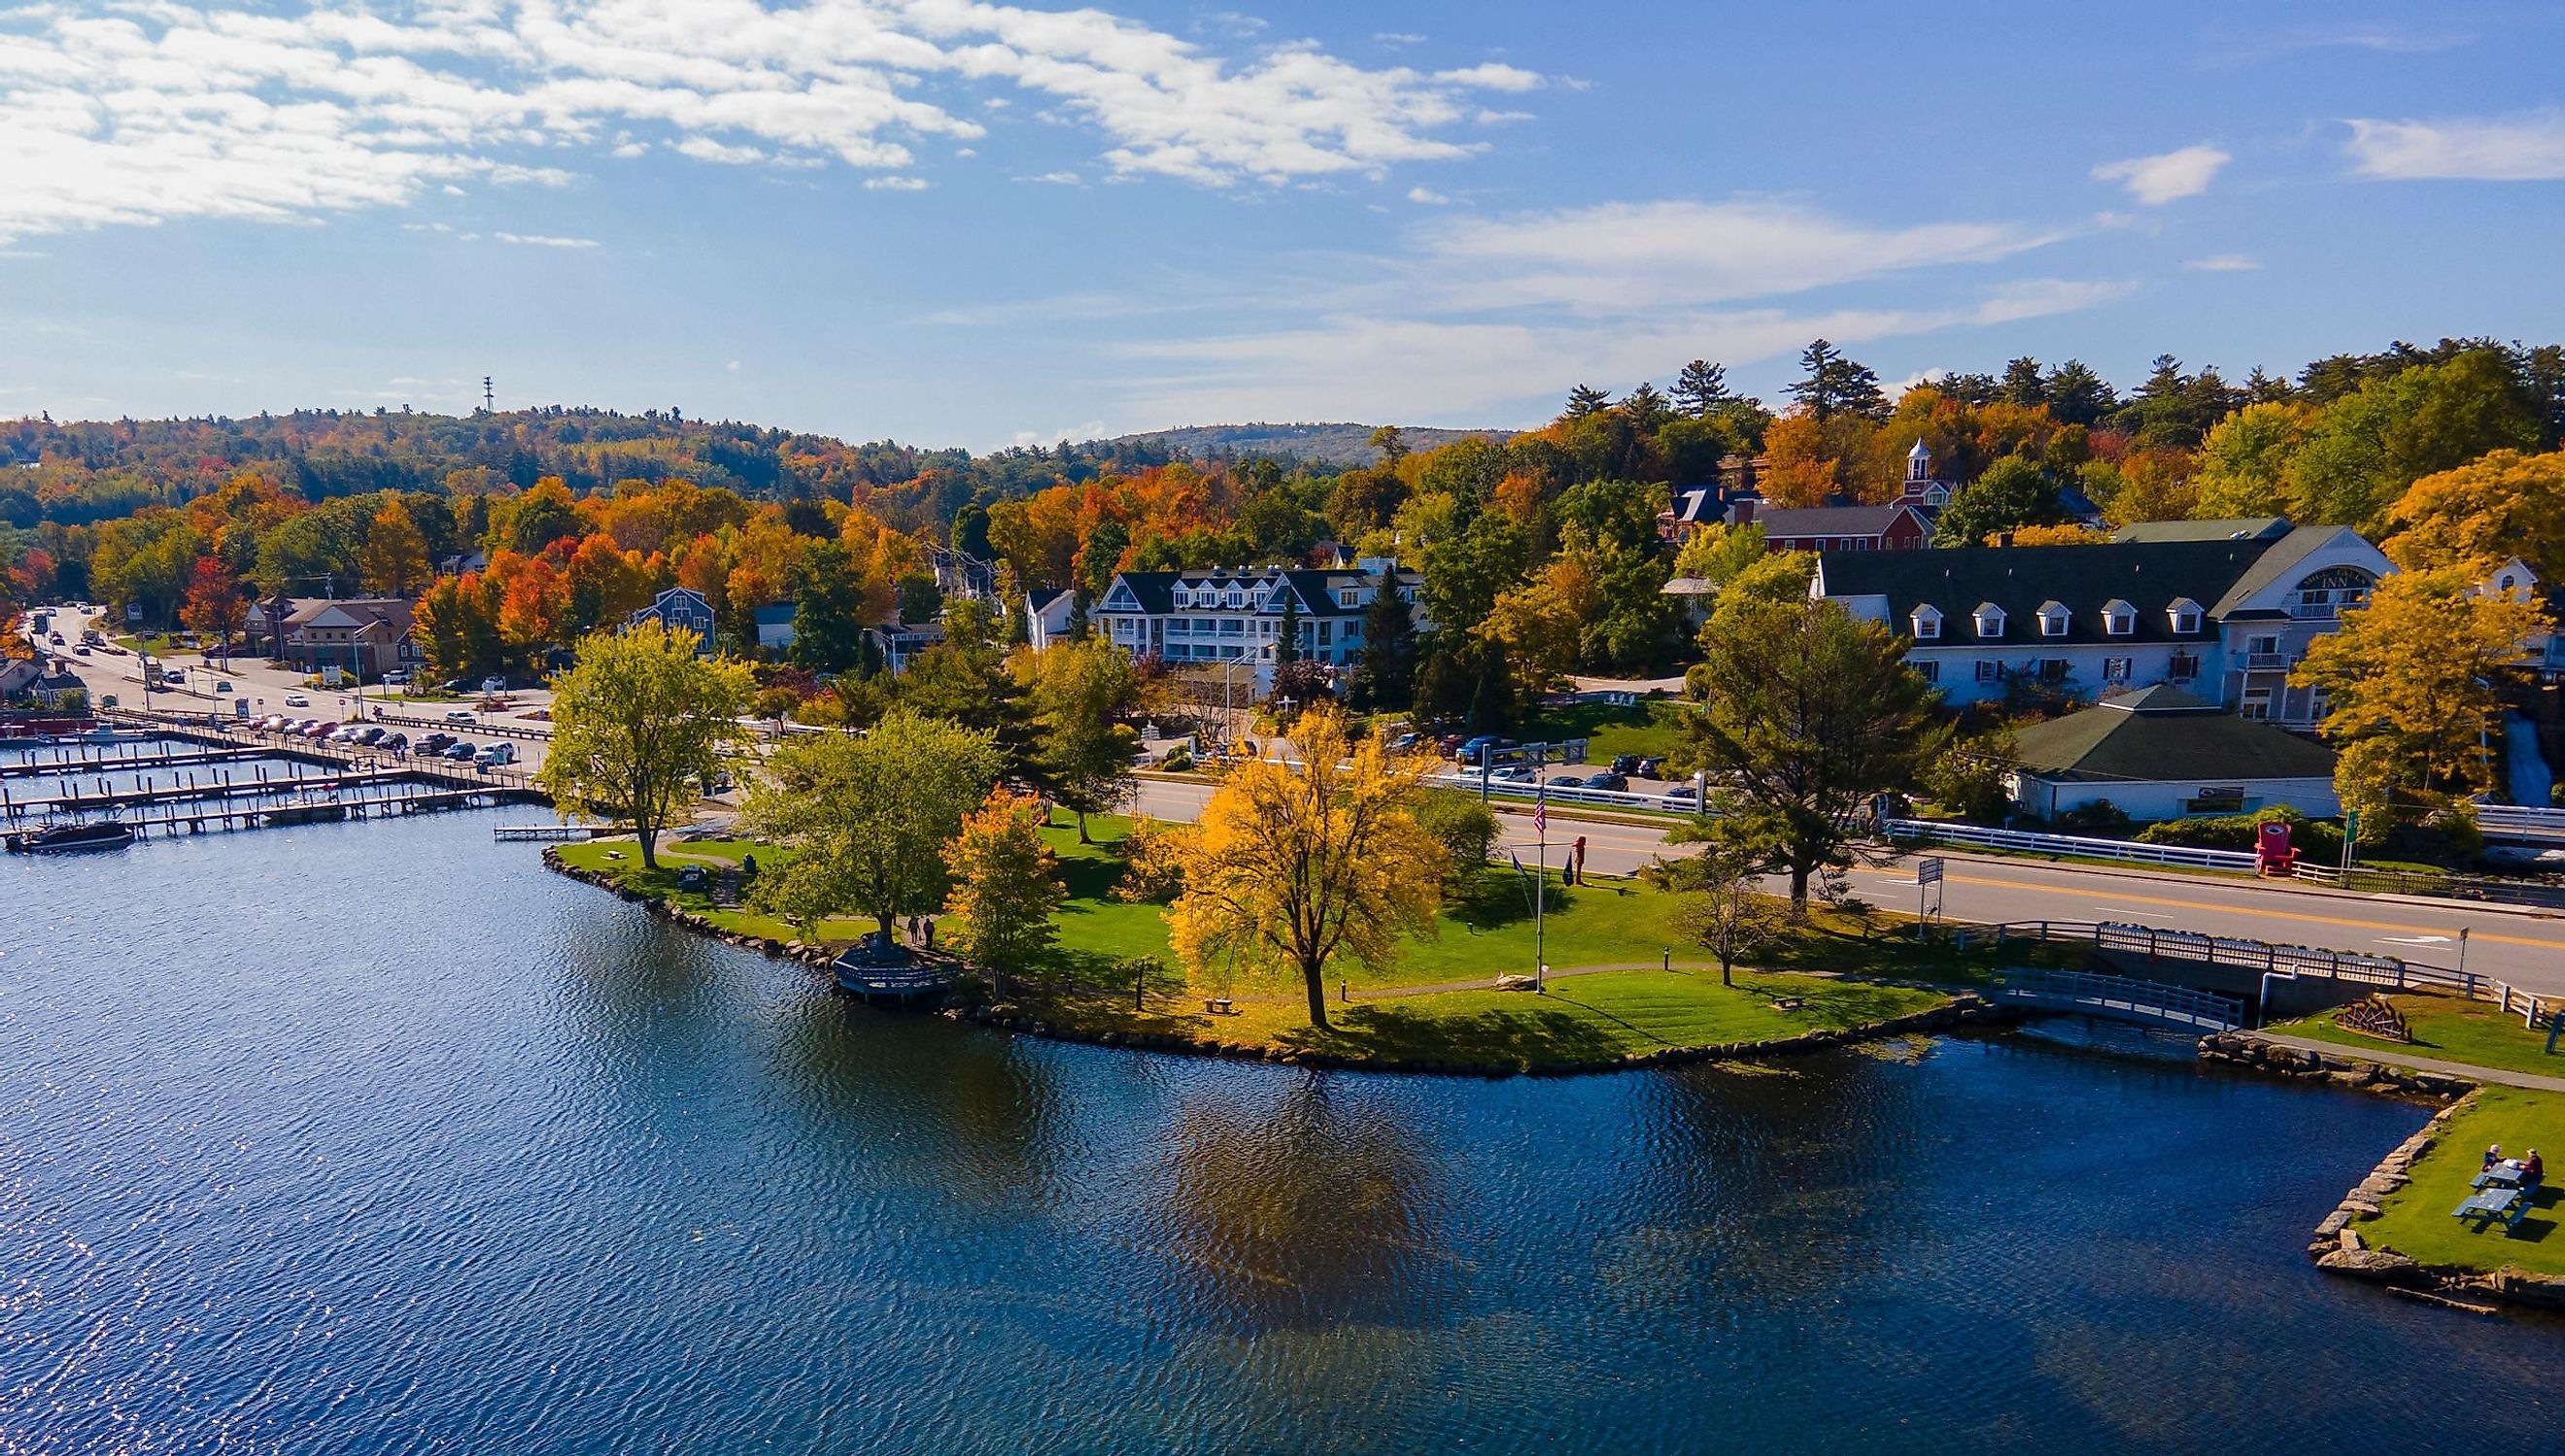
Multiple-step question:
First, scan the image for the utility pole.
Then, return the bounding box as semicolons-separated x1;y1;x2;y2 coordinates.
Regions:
1531;743;1549;993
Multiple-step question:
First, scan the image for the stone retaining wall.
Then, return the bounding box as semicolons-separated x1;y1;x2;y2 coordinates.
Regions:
2194;1031;2565;1315
544;846;2019;1078
2194;1032;2474;1101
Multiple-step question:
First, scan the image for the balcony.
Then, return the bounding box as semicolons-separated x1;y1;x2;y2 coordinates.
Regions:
2243;652;2294;671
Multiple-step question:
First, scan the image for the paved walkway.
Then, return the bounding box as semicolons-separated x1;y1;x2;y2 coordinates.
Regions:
2252;1032;2565;1093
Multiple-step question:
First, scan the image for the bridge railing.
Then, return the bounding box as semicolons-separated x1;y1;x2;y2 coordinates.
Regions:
1990;966;2245;1033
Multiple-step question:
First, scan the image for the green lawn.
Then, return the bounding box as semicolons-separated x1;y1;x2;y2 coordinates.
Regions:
2275;994;2565;1082
2365;1088;2565;1275
1011;967;1949;1072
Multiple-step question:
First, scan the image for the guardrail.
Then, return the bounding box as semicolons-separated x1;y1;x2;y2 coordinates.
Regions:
1422;771;1699;813
2478;803;2565;839
364;707;554;742
1981;917;2496;1002
1884;818;2259;871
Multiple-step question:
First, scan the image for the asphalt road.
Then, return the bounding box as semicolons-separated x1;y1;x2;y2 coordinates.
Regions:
1131;776;2565;999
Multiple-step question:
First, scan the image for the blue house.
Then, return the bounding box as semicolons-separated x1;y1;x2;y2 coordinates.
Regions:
628;587;717;655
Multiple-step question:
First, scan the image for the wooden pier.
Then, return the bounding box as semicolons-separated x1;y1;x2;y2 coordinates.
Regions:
0;744;273;779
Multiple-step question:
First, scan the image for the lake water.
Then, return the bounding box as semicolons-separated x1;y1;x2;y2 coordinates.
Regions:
3;811;2559;1453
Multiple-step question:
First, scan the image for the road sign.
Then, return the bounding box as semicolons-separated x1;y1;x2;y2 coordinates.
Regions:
1916;857;1944;886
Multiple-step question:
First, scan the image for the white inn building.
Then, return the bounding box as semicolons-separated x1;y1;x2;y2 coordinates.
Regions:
1093;559;1426;692
1811;520;2393;728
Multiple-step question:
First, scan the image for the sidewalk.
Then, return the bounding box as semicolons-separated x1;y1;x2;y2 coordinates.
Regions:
2250;1032;2565;1094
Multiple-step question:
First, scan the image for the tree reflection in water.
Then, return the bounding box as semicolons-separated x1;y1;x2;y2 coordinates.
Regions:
1152;1077;1454;1338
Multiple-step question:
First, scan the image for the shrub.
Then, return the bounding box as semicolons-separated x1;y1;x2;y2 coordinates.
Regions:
1112;815;1192;903
1160;743;1194;772
2054;799;2132;835
2135;804;2343;863
1411;787;1501;883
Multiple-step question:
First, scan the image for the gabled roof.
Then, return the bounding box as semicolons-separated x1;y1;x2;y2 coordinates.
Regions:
2113;518;2289;544
1755;504;1924;539
1098;566;1411;620
1815;529;2361;647
2013;695;2336;783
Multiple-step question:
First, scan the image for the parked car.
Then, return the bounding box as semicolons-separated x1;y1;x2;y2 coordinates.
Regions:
1436;733;1465;757
443;741;478;761
285;692;309;707
1584;773;1629;793
1660;784;1699;805
1635;757;1666;779
354;727;387;745
73;645;90;656
1389;731;1419;752
214;680;232;693
384;732;409;753
382;669;409;687
1550;774;1588;790
1492;764;1536;783
418;732;454;753
475;742;517;766
161;667;185;683
303;722;337;739
1609;754;1642;776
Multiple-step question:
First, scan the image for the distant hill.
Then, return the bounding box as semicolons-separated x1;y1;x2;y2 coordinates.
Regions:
1099;422;1512;466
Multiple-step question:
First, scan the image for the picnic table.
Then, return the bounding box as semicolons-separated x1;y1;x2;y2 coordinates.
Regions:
2452;1187;2528;1231
2473;1159;2539;1191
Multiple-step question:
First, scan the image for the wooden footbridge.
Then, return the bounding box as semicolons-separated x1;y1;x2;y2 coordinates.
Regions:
1988;967;2246;1034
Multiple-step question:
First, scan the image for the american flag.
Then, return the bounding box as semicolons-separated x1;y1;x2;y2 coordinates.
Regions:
1532;801;1546;834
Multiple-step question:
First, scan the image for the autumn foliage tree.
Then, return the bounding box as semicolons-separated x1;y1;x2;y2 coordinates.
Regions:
944;788;1064;996
179;558;247;654
2292;568;2548;836
1167;705;1443;1030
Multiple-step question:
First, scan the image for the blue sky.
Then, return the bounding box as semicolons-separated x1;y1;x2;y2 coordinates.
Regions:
4;1;2562;449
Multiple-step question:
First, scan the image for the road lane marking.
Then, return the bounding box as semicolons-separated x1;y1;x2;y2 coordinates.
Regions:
1940;872;2565;953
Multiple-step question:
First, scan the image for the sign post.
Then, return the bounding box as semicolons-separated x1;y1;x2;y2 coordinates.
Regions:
1915;856;1944;940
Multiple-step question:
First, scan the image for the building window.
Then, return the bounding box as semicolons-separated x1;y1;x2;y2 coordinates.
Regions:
2038;660;2069;683
1913;660;1939;684
2036;601;2069;637
1973;603;2006;639
1974;660;1998;684
1225;590;1245;609
1910;605;1942;640
2168;652;2199;679
1338;589;1358;608
1317;622;1333;646
2102;599;2136;636
2240;689;2273;722
2103;657;2133;683
2168;597;2203;634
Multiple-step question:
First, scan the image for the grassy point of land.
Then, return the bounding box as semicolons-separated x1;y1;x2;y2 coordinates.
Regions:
552;813;2029;1071
2274;994;2565;1083
2365;1087;2565;1276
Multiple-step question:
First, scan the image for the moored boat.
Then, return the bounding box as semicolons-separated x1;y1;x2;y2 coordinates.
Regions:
6;819;136;854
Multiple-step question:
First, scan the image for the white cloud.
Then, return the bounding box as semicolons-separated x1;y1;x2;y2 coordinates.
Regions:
1432;63;1545;92
1013;170;1083;185
863;175;929;191
0;1;1551;243
1097;193;2118;424
2184;254;2260;272
494;232;598;249
1397;198;2068;314
2091;145;2231;205
1406;186;1451;205
2345;111;2565;181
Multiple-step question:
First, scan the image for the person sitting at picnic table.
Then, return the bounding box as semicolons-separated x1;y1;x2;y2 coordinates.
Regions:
2526;1149;2546;1183
2484;1143;2505;1170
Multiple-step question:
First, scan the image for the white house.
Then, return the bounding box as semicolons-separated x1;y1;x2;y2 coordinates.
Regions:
1812;521;2394;728
2007;685;2341;823
1023;588;1078;651
1092;559;1426;694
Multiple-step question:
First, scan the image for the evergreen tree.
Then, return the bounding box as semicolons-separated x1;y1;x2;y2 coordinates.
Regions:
1351;578;1416;710
1788;339;1886;421
1275;593;1302;666
1618;382;1675;434
1672;359;1732;417
1563;384;1612;419
1998;356;2047;408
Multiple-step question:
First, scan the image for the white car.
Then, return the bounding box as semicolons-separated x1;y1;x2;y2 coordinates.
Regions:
285;692;310;707
444;708;477;724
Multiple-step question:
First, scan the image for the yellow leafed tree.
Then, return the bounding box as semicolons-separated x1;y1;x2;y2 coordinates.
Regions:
1167;705;1443;1029
2379;448;2565;581
2292;567;2548;833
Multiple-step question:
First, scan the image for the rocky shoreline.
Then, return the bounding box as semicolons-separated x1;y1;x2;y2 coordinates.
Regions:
545;846;2021;1077
2199;1030;2565;1316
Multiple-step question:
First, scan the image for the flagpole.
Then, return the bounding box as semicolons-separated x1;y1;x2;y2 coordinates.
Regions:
1533;747;1547;994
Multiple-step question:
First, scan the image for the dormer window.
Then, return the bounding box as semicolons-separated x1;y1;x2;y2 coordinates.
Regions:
1972;603;2006;639
2036;601;2069;638
2168;597;2203;635
2103;598;2136;637
1225;589;1245;609
1909;604;1942;641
